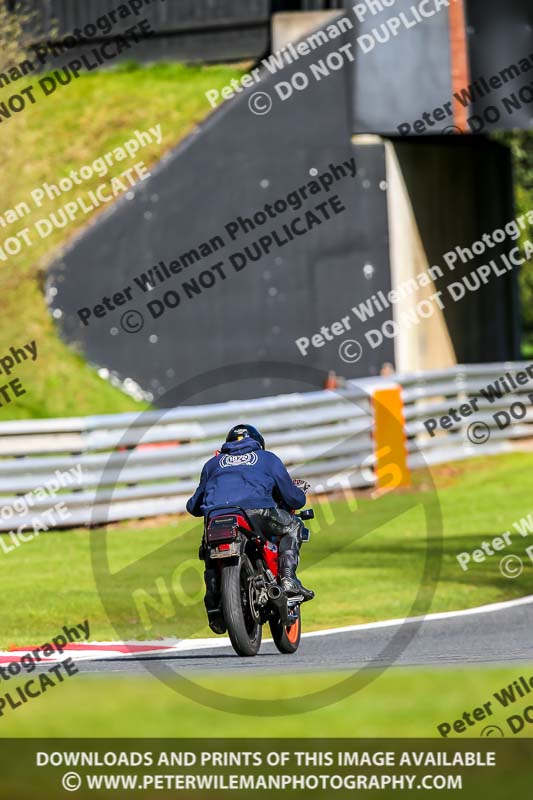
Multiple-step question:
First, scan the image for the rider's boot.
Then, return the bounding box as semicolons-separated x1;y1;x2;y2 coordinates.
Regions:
279;551;314;602
204;568;226;634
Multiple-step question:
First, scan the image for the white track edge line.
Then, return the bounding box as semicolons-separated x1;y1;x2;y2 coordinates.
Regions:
2;595;531;659
299;594;533;640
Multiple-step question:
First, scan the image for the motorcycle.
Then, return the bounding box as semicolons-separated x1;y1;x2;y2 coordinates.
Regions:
199;482;314;657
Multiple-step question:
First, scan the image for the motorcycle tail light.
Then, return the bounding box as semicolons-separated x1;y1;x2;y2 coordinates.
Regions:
207;515;239;544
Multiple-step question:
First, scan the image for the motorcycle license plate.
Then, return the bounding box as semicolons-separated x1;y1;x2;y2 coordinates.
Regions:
210;542;240;559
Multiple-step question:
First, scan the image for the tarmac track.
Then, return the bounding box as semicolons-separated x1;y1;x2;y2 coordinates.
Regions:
71;597;533;675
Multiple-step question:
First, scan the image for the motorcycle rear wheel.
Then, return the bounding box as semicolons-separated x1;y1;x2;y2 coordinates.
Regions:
269;605;301;654
221;555;262;657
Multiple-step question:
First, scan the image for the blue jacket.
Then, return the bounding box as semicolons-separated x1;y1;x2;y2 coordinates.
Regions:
186;439;306;516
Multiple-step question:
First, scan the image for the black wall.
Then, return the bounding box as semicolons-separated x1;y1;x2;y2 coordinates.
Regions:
465;0;533;132
392;137;520;363
26;0;272;63
348;0;452;136
22;0;344;64
47;24;394;405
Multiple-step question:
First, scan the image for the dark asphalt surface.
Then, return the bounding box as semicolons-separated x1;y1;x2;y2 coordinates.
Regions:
69;600;533;675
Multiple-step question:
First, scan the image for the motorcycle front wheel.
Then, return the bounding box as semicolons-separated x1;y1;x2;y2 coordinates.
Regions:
221;555;262;657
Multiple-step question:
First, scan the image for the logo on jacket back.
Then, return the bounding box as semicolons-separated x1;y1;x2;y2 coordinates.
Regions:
219;452;259;468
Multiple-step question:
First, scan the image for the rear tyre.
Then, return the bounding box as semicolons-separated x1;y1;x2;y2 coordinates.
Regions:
269;605;301;654
221;556;262;657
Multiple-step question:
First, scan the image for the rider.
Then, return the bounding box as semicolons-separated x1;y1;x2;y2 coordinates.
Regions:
187;424;314;631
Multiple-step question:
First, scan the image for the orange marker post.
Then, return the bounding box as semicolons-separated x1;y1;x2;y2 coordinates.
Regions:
372;385;411;490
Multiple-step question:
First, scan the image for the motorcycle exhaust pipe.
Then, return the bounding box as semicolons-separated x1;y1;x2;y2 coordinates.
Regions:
267;585;289;626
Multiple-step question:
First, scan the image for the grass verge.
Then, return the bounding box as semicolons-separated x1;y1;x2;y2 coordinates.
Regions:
0;665;532;738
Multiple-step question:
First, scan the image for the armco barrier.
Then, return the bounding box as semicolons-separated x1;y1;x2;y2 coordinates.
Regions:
399;362;533;468
0;363;531;532
0;381;378;531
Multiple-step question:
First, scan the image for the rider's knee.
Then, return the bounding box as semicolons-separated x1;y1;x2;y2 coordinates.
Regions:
279;525;300;553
